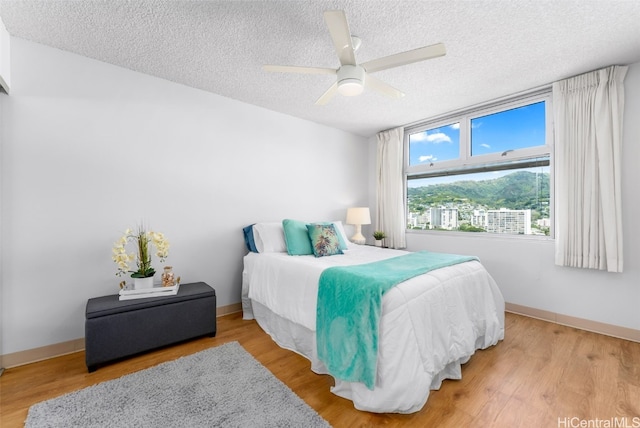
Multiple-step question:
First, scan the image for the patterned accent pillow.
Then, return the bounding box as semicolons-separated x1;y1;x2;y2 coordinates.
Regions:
306;224;344;258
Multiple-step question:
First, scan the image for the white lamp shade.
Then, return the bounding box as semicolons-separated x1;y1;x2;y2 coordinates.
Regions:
346;207;371;225
346;207;371;245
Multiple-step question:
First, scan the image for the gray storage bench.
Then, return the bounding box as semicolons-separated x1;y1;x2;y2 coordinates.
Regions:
85;281;216;372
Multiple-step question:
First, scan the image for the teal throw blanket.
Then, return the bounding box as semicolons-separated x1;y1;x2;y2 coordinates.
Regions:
316;251;478;390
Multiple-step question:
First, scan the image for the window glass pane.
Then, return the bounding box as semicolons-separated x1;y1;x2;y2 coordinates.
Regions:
408;123;460;165
471;101;545;156
407;162;550;235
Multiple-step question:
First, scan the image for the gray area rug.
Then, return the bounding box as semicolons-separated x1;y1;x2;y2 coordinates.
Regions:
25;341;331;427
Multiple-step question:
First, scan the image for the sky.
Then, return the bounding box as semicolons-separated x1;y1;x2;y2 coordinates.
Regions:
408;101;546;166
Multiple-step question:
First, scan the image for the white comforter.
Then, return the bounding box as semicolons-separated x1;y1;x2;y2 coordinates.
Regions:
242;245;505;413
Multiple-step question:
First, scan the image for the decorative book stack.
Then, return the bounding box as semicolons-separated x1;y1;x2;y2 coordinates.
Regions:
118;283;180;301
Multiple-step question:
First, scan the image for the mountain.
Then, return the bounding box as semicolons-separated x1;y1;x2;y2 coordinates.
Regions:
408;171;550;212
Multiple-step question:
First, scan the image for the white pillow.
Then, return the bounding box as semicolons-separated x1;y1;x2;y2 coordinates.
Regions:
331;220;353;250
253;222;287;253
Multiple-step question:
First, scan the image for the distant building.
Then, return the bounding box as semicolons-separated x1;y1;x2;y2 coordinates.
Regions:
407;206;540;235
536;218;551;228
486;208;531;234
407;211;431;229
431;207;458;230
472;209;487;228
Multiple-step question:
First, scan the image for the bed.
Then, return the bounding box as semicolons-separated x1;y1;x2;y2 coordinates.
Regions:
241;220;505;414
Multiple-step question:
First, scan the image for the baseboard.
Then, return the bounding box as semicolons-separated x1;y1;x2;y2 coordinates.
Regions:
505;302;640;343
8;302;636;369
0;302;243;369
216;302;242;317
1;338;86;369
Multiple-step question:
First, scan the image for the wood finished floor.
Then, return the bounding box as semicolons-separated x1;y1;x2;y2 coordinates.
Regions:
2;312;639;427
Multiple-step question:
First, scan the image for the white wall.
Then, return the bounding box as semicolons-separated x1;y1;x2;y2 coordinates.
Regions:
0;84;5;368
0;17;9;368
0;18;10;92
394;61;640;332
0;38;370;355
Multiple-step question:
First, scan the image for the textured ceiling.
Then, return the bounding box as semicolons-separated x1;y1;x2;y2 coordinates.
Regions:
1;1;640;137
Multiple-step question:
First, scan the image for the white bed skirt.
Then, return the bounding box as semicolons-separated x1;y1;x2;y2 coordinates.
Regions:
250;300;497;414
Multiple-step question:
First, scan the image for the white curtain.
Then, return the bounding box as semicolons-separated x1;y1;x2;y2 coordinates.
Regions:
376;126;406;249
553;65;627;272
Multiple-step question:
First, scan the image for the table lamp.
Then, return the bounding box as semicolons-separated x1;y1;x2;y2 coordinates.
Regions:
346;207;371;245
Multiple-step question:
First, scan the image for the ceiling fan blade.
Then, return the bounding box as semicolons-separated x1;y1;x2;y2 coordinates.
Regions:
362;43;446;73
323;10;356;66
365;74;405;99
315;82;338;105
263;65;336;75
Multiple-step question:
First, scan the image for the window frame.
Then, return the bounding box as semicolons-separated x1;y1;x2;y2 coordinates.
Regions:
404;90;554;239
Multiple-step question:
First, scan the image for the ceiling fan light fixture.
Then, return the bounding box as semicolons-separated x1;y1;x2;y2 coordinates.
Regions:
337;65;365;96
338;79;364;96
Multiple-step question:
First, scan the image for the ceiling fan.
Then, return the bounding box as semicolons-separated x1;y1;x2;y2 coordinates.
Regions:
263;10;446;105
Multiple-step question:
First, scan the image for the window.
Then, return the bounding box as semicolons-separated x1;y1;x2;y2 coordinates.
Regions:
405;92;552;237
471;101;546;156
408;122;460;165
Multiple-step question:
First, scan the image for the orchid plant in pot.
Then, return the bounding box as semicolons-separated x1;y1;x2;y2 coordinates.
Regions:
112;225;169;289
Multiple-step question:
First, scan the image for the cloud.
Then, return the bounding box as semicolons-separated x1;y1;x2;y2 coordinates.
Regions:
410;131;451;144
427;132;452;143
418;155;437;162
449;123;460;130
410;132;429;142
480;143;490;148
471;121;482;129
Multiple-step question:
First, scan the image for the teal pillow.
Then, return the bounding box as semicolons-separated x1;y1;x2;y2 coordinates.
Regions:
306;224;344;257
282;219;313;255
